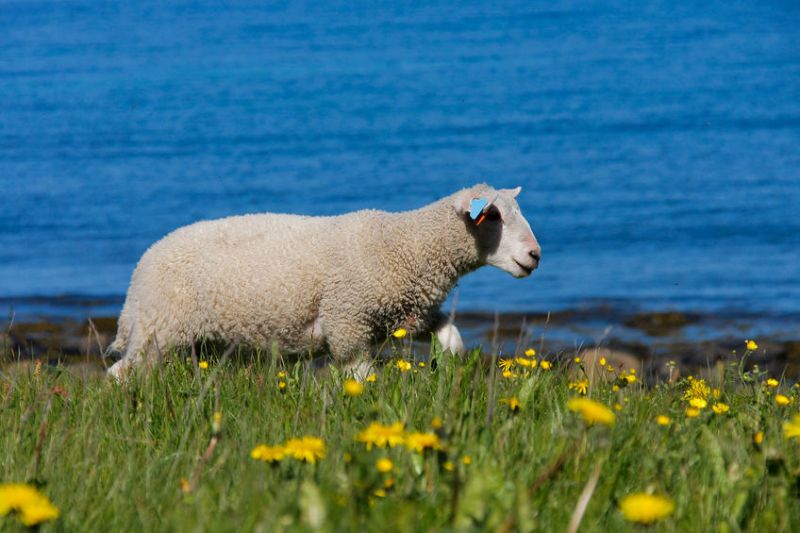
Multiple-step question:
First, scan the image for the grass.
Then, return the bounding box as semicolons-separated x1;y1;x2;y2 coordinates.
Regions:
1;340;800;532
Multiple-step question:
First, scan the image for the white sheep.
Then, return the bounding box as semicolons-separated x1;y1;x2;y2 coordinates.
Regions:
107;184;541;377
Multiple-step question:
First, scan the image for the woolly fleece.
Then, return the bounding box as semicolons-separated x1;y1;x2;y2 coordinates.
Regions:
107;184;539;375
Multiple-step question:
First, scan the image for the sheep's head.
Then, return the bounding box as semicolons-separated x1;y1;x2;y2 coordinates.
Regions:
455;184;541;278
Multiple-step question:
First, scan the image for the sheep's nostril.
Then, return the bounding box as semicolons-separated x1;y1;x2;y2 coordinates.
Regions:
529;251;541;263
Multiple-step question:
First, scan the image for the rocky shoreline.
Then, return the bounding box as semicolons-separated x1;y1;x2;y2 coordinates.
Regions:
2;308;799;380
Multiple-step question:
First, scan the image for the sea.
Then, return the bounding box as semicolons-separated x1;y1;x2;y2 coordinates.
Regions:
1;0;799;330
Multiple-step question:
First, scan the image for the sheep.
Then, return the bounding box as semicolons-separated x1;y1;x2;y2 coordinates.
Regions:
106;184;541;377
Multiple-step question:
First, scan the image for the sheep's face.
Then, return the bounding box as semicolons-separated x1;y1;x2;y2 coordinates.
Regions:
457;185;541;278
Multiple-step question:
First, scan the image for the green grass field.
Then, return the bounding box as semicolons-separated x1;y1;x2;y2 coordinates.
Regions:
2;340;800;532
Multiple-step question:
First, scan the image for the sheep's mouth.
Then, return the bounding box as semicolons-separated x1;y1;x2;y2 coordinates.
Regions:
513;259;535;276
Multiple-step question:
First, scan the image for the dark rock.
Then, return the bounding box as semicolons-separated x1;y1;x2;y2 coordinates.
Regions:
574;347;643;383
624;311;698;336
783;341;800;363
8;317;116;357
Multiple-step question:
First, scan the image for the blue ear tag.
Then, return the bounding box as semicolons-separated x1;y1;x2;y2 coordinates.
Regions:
469;197;488;220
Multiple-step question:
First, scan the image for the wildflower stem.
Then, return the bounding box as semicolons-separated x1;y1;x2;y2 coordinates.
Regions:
567;461;603;533
527;443;574;496
32;394;53;483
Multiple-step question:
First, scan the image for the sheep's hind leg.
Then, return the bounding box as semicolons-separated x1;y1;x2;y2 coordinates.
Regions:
106;335;150;380
341;357;375;382
107;355;139;380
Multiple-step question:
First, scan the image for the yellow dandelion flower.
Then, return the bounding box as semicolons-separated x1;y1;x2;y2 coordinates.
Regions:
685;407;701;418
395;360;412;372
574;357;582;364
357;422;406;450
606;364;615;372
0;484;59;526
775;394;791;406
418;362;426;368
568;380;589;395
283;436;326;464
619;493;675;524
373;488;386;498
784;414;800;440
766;378;779;388
712;388;721;399
711;403;730;414
19;503;60;527
431;416;443;429
212;411;222;433
344;379;364;397
629;368;636;375
656;415;671;426
501;396;521;413
498;358;514;371
278;380;287;390
540;360;551;370
250;444;286;462
0;484;41;514
689;397;707;409
612;384;620;392
462;455;472;465
614;403;623;411
392;328;408;339
746;339;758;351
754;431;764;445
525;348;536;357
501;369;517;379
404;432;442;453
514;356;535;368
599;357;607;366
366;373;377;383
683;378;710;401
277;371;287;378
375;458;393;473
625;374;637;384
198;361;209;370
179;477;191;493
567;398;615;426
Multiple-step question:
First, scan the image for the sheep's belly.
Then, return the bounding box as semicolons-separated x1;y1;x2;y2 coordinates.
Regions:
230;315;326;355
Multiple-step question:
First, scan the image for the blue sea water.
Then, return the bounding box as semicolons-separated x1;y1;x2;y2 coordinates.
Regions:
1;0;799;319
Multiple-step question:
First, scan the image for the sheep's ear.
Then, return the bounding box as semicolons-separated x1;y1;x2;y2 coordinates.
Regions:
469;198;489;220
500;186;522;198
455;189;499;227
454;190;474;217
455;191;490;219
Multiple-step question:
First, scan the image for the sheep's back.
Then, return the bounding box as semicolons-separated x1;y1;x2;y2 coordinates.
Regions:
135;213;340;350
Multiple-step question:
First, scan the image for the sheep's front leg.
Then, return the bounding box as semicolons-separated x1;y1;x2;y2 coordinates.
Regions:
432;313;465;356
322;315;375;380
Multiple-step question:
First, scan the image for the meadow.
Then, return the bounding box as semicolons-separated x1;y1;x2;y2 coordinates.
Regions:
2;336;800;532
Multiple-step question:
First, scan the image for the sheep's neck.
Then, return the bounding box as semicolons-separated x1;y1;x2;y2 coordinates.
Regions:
385;199;482;321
